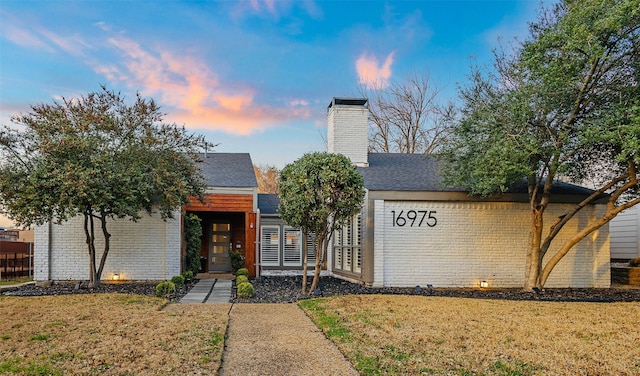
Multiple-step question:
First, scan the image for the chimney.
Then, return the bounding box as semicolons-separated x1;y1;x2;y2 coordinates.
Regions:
327;97;369;167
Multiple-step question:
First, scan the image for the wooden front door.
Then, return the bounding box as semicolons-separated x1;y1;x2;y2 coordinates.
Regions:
209;223;231;272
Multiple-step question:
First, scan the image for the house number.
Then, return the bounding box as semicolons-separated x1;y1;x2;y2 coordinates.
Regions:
391;210;437;227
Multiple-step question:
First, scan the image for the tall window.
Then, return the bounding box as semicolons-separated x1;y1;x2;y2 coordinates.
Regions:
261;226;280;266
283;227;302;266
333;213;362;274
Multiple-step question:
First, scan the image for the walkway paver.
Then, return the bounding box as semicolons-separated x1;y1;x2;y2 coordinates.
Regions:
179;279;231;303
220;304;358;376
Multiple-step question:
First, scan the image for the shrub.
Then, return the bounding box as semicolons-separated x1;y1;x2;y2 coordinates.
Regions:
184;214;203;275
236;268;249;277
229;250;244;273
156;281;176;297
171;275;185;286
236;275;249;285
237;281;254;298
182;270;194;281
629;257;640;267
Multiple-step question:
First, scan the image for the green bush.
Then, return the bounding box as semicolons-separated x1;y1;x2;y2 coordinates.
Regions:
156;281;176;297
171;275;185;286
237;281;254;298
229;250;244;273
236;268;249;277
184;214;203;275
236;275;249;285
182;270;194;281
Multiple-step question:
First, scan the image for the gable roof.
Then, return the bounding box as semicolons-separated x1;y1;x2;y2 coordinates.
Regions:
198;153;258;188
358;153;599;196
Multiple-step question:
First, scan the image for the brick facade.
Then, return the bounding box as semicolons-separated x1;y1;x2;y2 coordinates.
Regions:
370;200;609;288
34;211;181;281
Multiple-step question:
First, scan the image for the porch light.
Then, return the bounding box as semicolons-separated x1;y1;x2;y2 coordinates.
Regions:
480;280;489;288
112;273;120;281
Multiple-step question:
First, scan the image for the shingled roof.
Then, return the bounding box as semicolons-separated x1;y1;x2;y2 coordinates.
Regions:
198;153;258;188
358;153;599;196
258;194;280;215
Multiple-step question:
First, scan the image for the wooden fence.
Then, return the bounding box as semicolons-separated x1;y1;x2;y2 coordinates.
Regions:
0;241;34;280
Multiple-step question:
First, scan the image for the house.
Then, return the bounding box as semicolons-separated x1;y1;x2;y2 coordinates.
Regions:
34;97;611;288
324;98;609;288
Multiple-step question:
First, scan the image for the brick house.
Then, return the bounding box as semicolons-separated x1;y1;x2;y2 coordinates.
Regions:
34;97;611;288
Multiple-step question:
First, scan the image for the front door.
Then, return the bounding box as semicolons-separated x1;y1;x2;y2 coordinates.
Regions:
209;222;232;272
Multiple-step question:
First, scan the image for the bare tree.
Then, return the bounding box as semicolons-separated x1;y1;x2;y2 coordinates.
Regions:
360;72;456;154
253;164;279;194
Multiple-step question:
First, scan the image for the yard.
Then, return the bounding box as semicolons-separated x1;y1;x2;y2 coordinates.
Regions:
300;295;640;375
1;292;639;375
0;294;229;375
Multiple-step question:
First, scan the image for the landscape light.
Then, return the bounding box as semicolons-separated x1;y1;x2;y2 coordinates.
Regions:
480;280;489;288
112;273;120;281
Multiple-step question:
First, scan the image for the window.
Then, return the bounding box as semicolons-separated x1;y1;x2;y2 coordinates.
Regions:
283;227;302;266
333;213;362;275
260;226;280;266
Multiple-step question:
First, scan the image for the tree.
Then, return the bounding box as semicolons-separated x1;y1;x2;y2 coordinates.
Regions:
278;152;364;293
253;164;279;194
360;71;456;154
440;0;639;291
0;86;212;287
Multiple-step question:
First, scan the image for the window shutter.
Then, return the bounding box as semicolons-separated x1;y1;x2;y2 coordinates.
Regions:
260;226;280;266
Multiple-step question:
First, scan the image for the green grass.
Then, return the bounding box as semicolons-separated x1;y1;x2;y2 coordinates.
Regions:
0;357;63;376
0;277;32;286
298;298;352;341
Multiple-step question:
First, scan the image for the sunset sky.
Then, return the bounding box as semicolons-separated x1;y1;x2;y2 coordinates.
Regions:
1;1;546;168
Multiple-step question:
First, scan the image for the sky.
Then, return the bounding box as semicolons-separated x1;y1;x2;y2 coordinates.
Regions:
0;0;547;169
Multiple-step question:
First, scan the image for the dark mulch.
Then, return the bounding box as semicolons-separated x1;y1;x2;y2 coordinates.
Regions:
0;279;197;302
234;275;640;303
3;276;640;303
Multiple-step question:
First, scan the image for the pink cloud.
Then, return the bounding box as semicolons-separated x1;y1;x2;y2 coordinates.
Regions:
101;34;308;135
356;51;396;89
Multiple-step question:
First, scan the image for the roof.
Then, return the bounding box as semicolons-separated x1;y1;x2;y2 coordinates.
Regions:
358;153;600;196
198;153;258;188
358;153;447;191
258;194;280;215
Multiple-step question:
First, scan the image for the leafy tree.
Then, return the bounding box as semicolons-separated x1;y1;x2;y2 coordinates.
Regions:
359;71;456;154
184;213;203;275
278;152;365;293
0;86;212;287
441;0;639;290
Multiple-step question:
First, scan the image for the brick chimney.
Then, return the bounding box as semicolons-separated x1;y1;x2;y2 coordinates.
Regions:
327;97;369;167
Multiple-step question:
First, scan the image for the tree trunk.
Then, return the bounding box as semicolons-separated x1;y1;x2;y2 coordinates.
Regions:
84;211;100;288
308;235;324;294
96;212;111;284
524;206;544;291
301;232;309;293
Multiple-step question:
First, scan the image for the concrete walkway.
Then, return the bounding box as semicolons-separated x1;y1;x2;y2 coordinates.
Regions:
179;279;232;303
220;304;358;376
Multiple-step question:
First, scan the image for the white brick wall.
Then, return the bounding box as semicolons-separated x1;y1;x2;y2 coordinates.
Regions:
328;105;369;166
371;200;610;288
34;211;181;282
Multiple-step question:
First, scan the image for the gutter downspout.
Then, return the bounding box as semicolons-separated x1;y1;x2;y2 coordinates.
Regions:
47;220;52;281
254;208;261;278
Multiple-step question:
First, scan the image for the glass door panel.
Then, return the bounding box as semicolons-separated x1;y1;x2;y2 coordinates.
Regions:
209;222;231;272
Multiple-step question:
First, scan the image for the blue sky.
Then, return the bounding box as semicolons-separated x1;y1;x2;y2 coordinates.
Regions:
0;0;546;168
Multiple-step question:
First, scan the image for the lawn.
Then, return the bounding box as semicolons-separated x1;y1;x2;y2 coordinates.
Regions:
0;294;229;375
300;295;640;375
2;293;639;376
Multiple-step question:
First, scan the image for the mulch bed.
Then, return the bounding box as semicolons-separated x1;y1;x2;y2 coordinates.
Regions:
237;275;640;303
3;275;640;303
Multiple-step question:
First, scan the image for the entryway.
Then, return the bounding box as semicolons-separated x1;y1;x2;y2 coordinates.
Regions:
209;222;232;272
